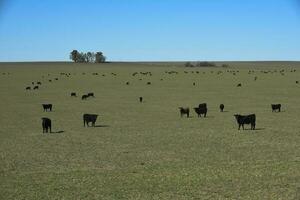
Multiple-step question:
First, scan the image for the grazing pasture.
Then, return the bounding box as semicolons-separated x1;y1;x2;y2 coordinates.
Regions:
0;62;300;199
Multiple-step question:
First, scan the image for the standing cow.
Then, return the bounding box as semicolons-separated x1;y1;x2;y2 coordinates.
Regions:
83;114;98;127
271;104;281;112
179;107;190;118
234;114;256;130
139;97;143;103
42;118;52;133
219;104;225;112
42;104;52;112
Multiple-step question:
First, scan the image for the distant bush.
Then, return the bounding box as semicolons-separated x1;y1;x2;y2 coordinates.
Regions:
222;64;230;68
185;62;195;67
196;62;216;67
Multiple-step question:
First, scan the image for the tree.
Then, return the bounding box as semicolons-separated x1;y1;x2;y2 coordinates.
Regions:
70;50;79;63
95;52;106;63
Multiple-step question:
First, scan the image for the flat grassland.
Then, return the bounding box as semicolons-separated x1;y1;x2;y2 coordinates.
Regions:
0;62;300;199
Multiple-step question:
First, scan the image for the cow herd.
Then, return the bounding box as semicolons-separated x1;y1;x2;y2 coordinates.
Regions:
17;67;296;133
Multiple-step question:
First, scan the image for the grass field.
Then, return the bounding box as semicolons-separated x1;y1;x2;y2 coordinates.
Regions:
0;62;300;199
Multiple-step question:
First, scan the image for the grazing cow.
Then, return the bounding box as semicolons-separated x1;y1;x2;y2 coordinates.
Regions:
37;82;42;85
193;82;196;86
179;107;190;118
296;81;299;84
33;86;39;90
32;82;34;85
271;104;281;112
71;92;77;97
194;107;207;117
83;114;98;127
234;114;256;130
87;93;94;97
147;82;151;85
126;82;130;85
237;83;242;87
42;118;52;133
49;80;52;82
82;95;88;100
55;78;58;80
139;97;143;103
219;104;225;112
26;86;31;90
42;104;52;112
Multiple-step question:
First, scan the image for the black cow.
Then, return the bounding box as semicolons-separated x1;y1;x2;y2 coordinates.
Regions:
179;107;189;118
87;93;94;97
139;97;143;103
296;81;299;84
82;95;88;100
26;86;31;90
193;82;196;86
234;114;256;130
37;82;42;85
194;103;207;117
147;82;151;85
71;92;77;97
219;104;225;112
237;83;242;87
42;104;52;112
83;114;98;127
42;118;52;133
271;104;281;112
126;82;130;85
33;86;39;90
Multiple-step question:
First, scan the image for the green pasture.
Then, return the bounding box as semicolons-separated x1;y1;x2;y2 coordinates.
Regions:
0;62;299;199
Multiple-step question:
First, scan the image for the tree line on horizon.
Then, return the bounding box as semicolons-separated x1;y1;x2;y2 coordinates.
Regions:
70;50;106;63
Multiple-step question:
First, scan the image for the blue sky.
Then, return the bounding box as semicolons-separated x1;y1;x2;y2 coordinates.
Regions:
0;0;299;61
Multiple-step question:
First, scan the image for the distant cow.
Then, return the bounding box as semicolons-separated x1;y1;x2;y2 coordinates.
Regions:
219;104;225;112
42;104;52;112
82;95;88;100
237;83;242;87
42;118;52;133
83;114;98;127
126;82;130;85
179;107;190;118
193;82;196;86
195;103;207;117
37;82;42;85
139;97;143;103
234;114;256;130
26;86;31;90
296;81;299;84
147;82;151;85
271;104;281;112
49;80;52;82
71;92;77;97
194;107;207;117
33;86;39;90
87;93;94;97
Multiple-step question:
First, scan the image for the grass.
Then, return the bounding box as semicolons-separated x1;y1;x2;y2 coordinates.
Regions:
0;62;300;199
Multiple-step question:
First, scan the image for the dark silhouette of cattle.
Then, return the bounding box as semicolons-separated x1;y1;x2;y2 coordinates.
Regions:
234;114;256;130
71;92;77;97
26;87;31;90
82;95;88;100
139;97;143;103
33;86;39;90
237;83;242;87
219;104;224;112
147;82;151;85
296;81;299;84
194;103;208;117
83;114;98;127
193;82;196;86
179;107;190;118
126;82;130;85
42;118;52;133
37;82;42;85
271;104;281;112
32;82;34;85
42;104;52;112
87;93;94;97
49;80;52;82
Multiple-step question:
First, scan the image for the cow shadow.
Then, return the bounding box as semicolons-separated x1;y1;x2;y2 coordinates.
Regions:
94;125;110;128
51;130;65;134
243;128;265;131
